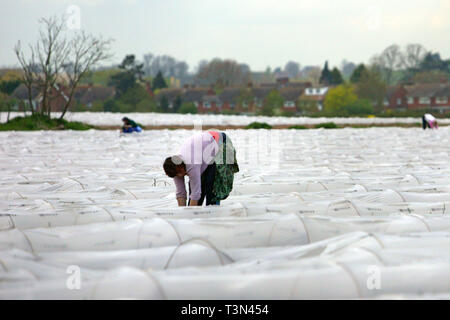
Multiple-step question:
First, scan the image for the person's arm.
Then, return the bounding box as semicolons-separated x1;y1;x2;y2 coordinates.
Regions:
188;165;202;206
173;175;187;206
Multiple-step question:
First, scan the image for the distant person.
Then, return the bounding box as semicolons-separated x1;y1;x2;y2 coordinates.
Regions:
122;117;142;133
163;131;239;206
422;113;438;130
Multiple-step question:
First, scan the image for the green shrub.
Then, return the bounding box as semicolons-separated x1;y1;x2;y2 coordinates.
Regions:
259;90;283;116
314;122;338;129
0;114;93;131
280;110;297;117
178;102;198;114
62;120;92;130
136;99;158;112
288;125;308;129
221;110;240;115
103;98;120;112
245;122;272;129
90;101;105;112
379;108;448;118
72;102;89;112
346;99;374;115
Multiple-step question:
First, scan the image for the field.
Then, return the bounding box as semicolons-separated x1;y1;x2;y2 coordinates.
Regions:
0;126;449;299
2;112;450;127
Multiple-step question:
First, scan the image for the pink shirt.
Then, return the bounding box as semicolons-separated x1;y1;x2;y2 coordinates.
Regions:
173;131;220;201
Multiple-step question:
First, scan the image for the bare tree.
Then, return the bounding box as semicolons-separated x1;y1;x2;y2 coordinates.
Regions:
143;53;154;76
195;58;251;88
340;59;357;78
373;44;403;85
302;66;321;84
59;31;113;120
15;17;69;116
284;61;301;79
142;52;191;84
196;60;209;74
37;17;69;117
14;44;38;115
14;15;113;120
401;44;427;70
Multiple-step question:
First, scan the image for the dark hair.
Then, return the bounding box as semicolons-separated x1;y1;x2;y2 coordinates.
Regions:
122;117;129;122
163;156;185;178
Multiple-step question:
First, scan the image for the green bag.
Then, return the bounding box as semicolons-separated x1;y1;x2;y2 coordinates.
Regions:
211;134;239;203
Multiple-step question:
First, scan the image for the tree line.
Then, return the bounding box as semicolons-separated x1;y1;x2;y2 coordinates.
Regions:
1;13;449;118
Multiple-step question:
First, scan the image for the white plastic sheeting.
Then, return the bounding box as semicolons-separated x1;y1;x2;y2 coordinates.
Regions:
2;232;450;299
2;111;450;126
1;214;450;252
0;126;449;299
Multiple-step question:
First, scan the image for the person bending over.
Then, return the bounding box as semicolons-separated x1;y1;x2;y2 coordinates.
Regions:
422;113;438;130
122;117;141;133
163;131;239;206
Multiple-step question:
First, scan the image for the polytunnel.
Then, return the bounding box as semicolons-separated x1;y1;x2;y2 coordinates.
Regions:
0;126;449;299
1;214;450;253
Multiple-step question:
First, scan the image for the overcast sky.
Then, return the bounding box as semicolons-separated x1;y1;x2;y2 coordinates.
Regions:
1;0;449;72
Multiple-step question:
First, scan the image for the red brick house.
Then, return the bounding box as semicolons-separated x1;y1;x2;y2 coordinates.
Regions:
11;84;40;111
404;83;450;113
218;88;241;113
12;83;115;112
198;90;222;113
74;84;115;108
279;87;305;113
260;76;311;90
298;86;330;113
155;88;183;110
383;86;408;110
14;83;75;112
182;88;210;111
252;87;274;113
45;84;74;112
155;78;312;115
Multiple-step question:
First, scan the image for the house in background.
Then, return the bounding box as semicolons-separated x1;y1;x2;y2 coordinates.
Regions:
252;87;274;112
279;87;305;113
154;79;313;115
11;84;40;111
298;86;329;113
198;89;221;113
154;88;183;110
218;88;241;112
74;85;115;109
404;83;450;113
12;83;115;112
260;75;311;91
12;83;73;112
181;88;209;109
383;86;408;111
